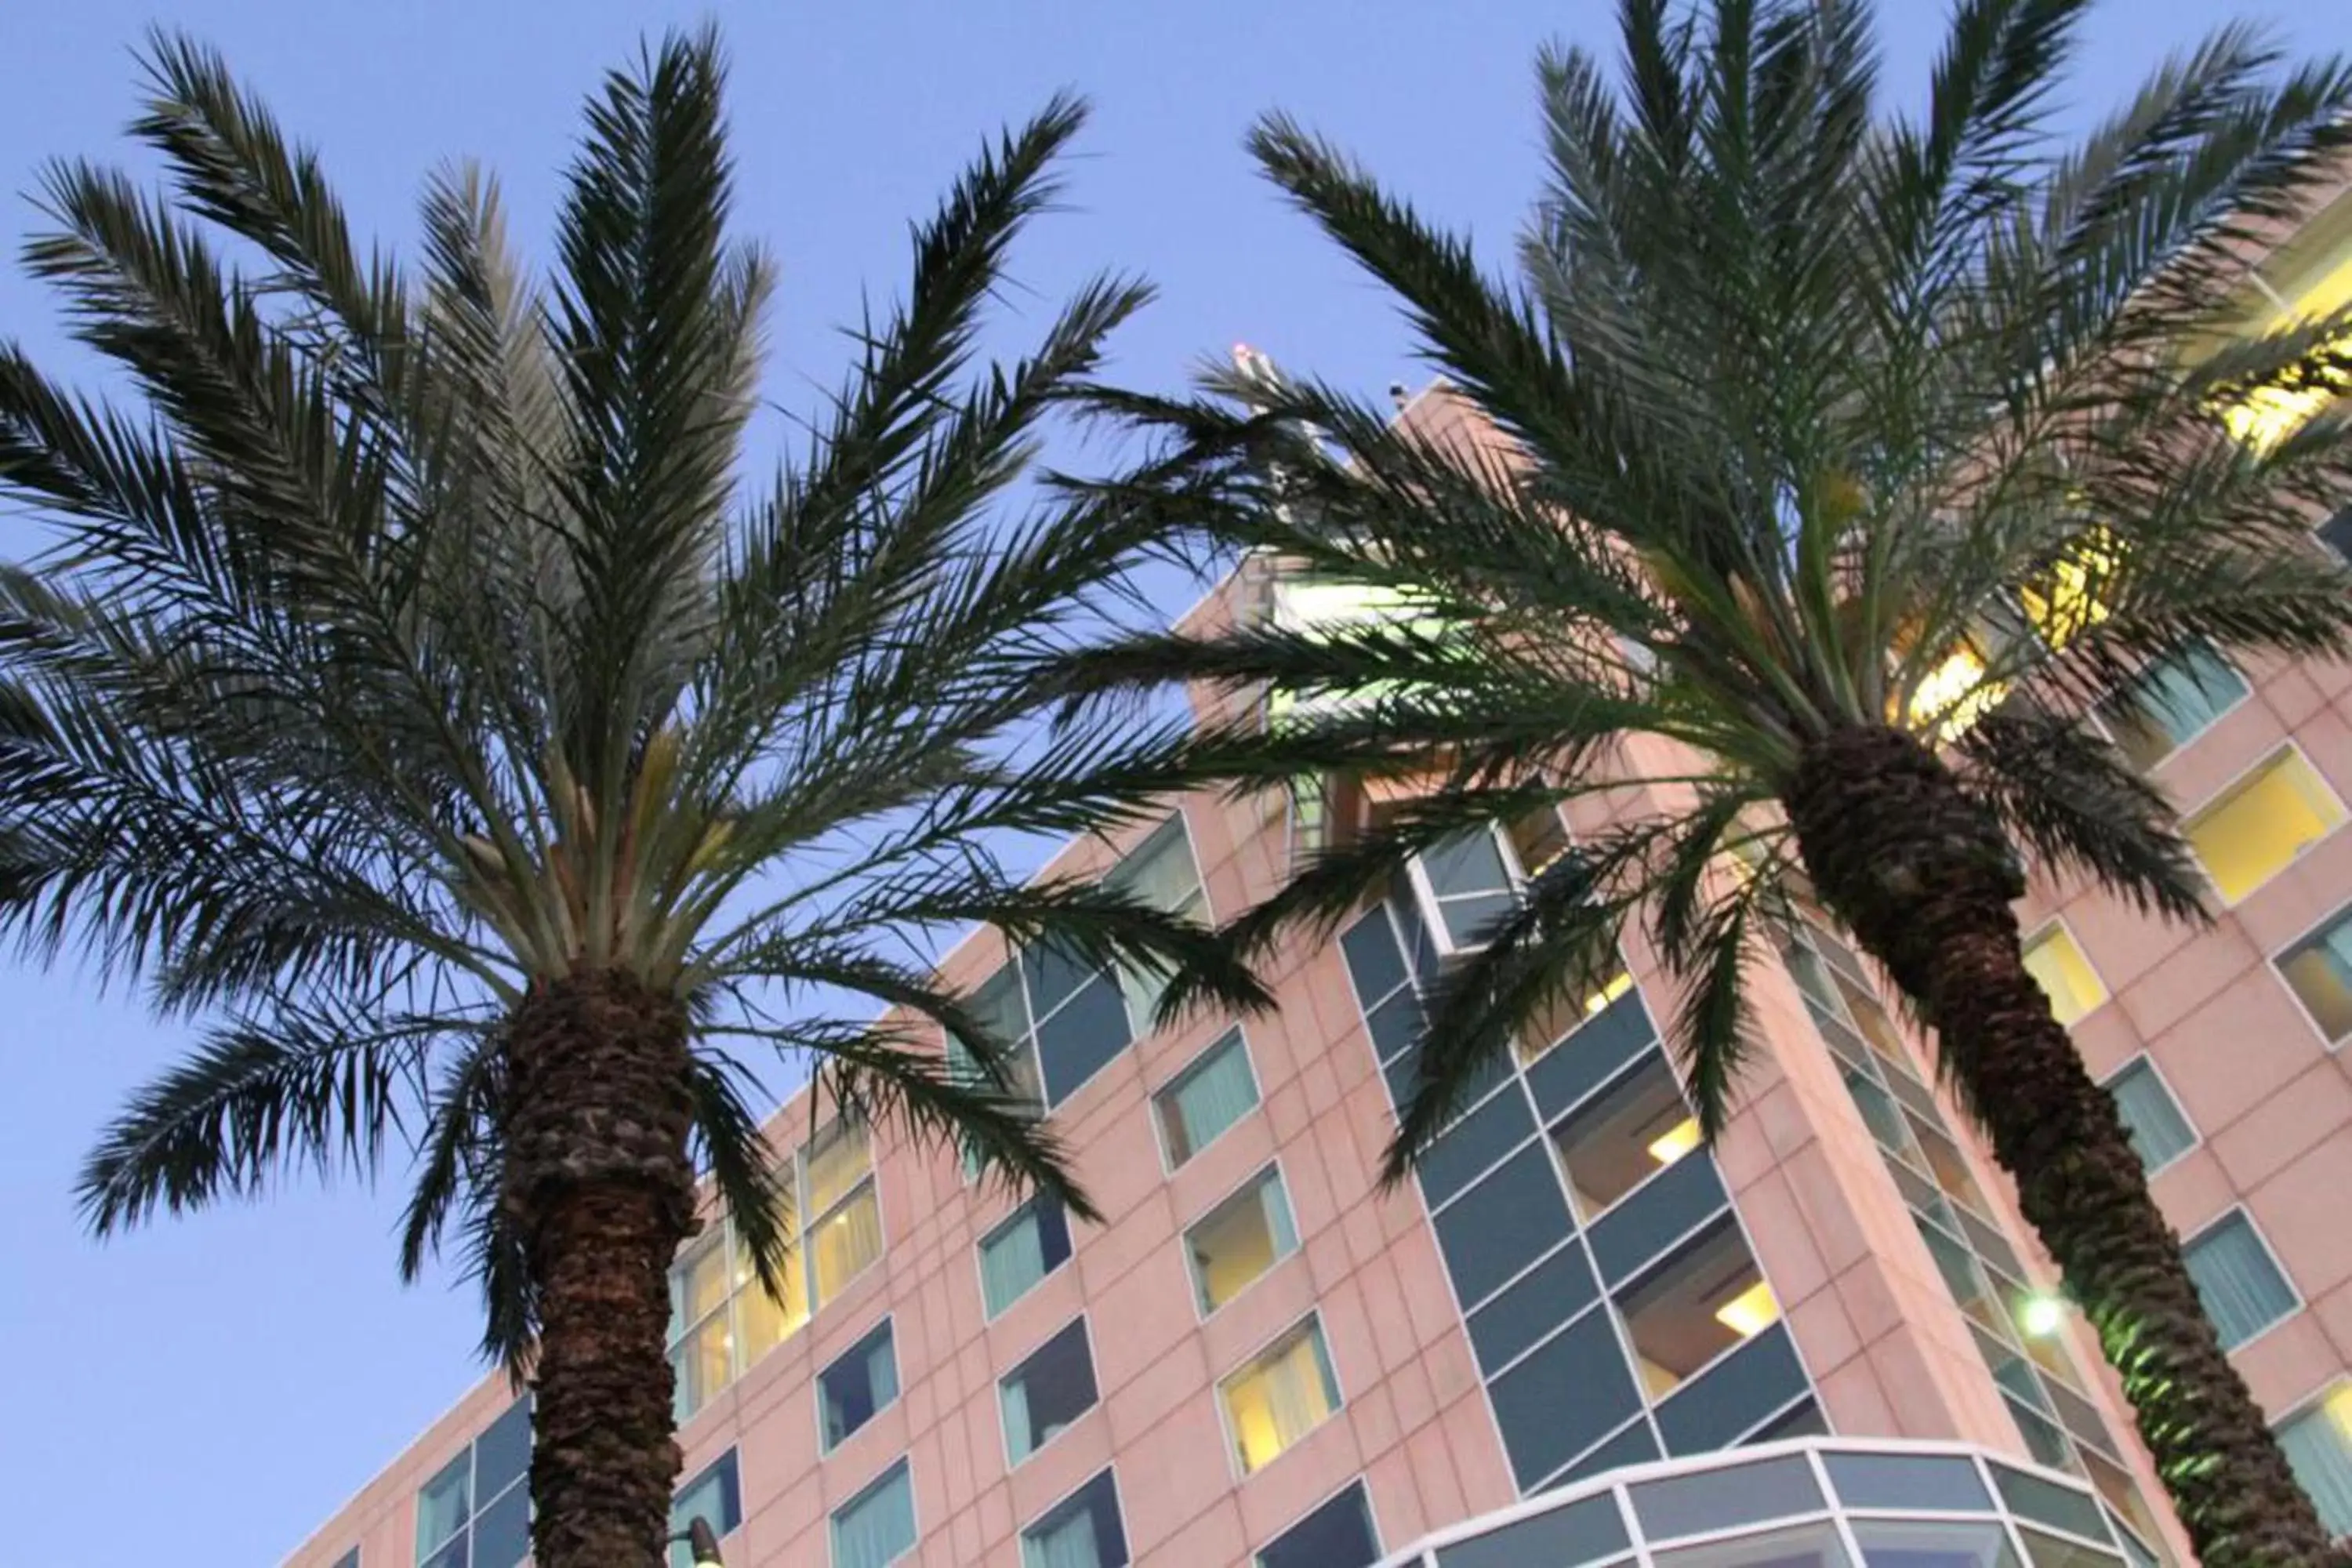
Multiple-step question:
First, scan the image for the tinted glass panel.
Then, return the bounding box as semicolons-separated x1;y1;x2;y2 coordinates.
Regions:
1553;1051;1699;1221
1002;1319;1100;1462
1588;1149;1730;1284
1036;973;1134;1105
1436;1494;1629;1568
1828;1451;1994;1512
1526;990;1657;1120
1417;1084;1537;1207
1465;1242;1599;1375
1487;1304;1643;1488
1366;990;1427;1066
1340;912;1409;1005
1632;1454;1823;1542
416;1455;470;1557
1385;1029;1512;1114
474;1399;531;1503
1432;1144;1575;1308
2324;503;2352;563
1653;1520;1851;1568
471;1486;529;1568
1654;1323;1808;1455
1257;1482;1380;1568
1555;1417;1661;1486
1851;1520;2020;1568
1994;1465;2114;1544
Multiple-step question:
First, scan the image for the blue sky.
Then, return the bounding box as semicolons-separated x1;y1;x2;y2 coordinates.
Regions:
0;2;2332;1562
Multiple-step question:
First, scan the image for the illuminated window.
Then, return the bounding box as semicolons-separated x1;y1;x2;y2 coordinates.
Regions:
1265;573;1456;723
2183;749;2347;904
2103;1058;2195;1172
667;1120;880;1421
2022;924;2107;1026
2020;528;2120;652
1103;813;1210;1032
2096;644;2246;770
1550;1051;1700;1221
2278;1385;2352;1539
2220;200;2352;449
1185;1166;1300;1314
1220;1317;1342;1474
2277;906;2352;1045
415;1397;530;1568
1617;1218;1780;1399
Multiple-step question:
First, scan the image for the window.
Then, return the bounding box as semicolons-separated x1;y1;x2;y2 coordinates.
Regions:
1257;1482;1381;1568
2183;1210;2298;1348
2278;1385;2352;1540
1000;1319;1100;1464
1617;1218;1780;1399
1104;813;1210;1032
830;1459;916;1568
333;1553;360;1568
1408;827;1519;952
819;1320;899;1453
668;1120;881;1420
2183;748;2346;904
972;933;1137;1112
1551;1051;1701;1221
1154;1028;1259;1167
2220;197;2352;450
2022;924;2107;1027
1185;1166;1300;1314
2095;644;2247;770
1021;1469;1129;1568
2322;502;2352;564
670;1450;742;1568
415;1397;530;1568
2277;906;2352;1044
2103;1059;2195;1172
1220;1316;1341;1475
978;1192;1073;1319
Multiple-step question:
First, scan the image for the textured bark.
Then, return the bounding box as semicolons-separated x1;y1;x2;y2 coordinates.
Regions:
503;968;698;1568
1787;724;2339;1568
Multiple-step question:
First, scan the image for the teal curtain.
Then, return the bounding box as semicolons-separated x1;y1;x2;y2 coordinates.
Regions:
981;1207;1048;1318
867;1334;899;1412
1166;1033;1258;1163
1001;1374;1036;1461
2185;1215;2297;1347
2279;1401;2352;1538
2140;644;2246;742
2107;1062;2194;1171
1261;1173;1298;1258
1022;1506;1103;1568
832;1463;916;1568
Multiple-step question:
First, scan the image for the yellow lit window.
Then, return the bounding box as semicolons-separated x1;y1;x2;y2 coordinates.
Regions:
2219;220;2352;450
2183;748;2347;904
2021;924;2107;1026
1220;1317;1341;1474
2020;528;2119;652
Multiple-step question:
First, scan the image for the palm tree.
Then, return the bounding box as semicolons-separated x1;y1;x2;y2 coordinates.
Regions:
0;31;1261;1568
1066;2;2352;1562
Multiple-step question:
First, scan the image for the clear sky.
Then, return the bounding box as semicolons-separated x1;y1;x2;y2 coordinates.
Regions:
0;2;2333;1563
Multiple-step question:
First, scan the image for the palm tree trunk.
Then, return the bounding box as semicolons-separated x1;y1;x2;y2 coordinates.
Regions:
504;968;699;1568
1787;724;2339;1568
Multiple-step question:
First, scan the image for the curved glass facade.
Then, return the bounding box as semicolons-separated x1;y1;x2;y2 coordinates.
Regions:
1374;1437;2155;1568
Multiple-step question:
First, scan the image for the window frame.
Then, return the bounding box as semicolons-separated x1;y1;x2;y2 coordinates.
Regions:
1251;1476;1384;1568
669;1449;742;1568
2020;917;2109;1027
2179;742;2349;908
1181;1160;1302;1320
1018;1464;1131;1568
815;1315;900;1457
2268;897;2352;1051
2088;641;2250;771
828;1455;919;1568
1214;1311;1347;1481
2098;1054;2199;1175
414;1396;532;1568
1149;1025;1261;1174
2272;1376;2352;1540
996;1314;1103;1470
1104;809;1215;1035
2181;1204;2303;1351
1399;821;1525;958
975;1190;1076;1323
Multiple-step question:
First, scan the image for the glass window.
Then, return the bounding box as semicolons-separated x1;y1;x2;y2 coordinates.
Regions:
1619;1219;1780;1399
1256;1482;1381;1568
975;926;1142;1116
1994;1465;2115;1546
1433;1494;1628;1568
2278;1385;2352;1540
1339;908;1410;1008
416;1398;532;1568
2183;749;2347;904
1414;828;1519;951
1431;1143;1577;1309
332;1553;359;1568
1631;1454;1822;1541
1653;1520;1852;1568
2023;925;2107;1026
1186;1166;1300;1314
1828;1451;1994;1512
2323;503;2352;564
818;1320;899;1454
1551;1051;1700;1221
2183;1211;2298;1347
1852;1521;2021;1568
1000;1319;1100;1464
1154;1029;1259;1167
670;1450;742;1568
1465;1237;1600;1375
1105;813;1210;1032
670;1121;880;1419
1220;1316;1341;1475
2103;1059;2195;1171
2276;907;2352;1044
1021;1468;1129;1568
830;1459;916;1568
2096;644;2247;770
1508;804;1573;879
1488;1304;1645;1489
979;1192;1073;1319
